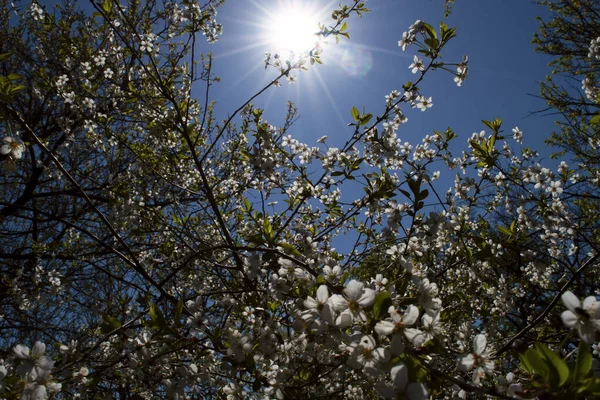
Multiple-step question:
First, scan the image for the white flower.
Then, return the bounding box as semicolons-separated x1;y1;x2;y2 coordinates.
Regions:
375;305;424;354
457;334;494;385
1;136;25;159
14;341;54;381
398;31;415;51
349;335;390;378
375;362;428;399
322;264;343;283
454;55;468;86
372;274;389;291
409;56;425;74
329;280;375;327
512;127;523;144
498;372;522;399
304;285;335;325
21;382;47;400
223;382;246;399
416;96;433;112
561;291;600;344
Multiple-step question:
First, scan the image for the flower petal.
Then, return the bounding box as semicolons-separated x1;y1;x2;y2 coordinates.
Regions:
344;280;364;301
579;323;597;344
458;353;475;371
357;288;375;307
316;285;329;303
402;305;419;326
391;363;408;391
507;383;523;398
561;291;581;312
473;334;487;355
12;148;23;159
406;382;429;400
321;303;335;325
375;320;395;336
405;328;427;347
336;309;353;328
360;335;376;350
472;366;485;385
13;344;30;359
304;296;318;310
561;310;579;328
373;347;391;363
328;294;348;312
583;296;599;315
31;342;46;357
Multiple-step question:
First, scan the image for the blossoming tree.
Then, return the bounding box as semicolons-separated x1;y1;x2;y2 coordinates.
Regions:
0;0;599;398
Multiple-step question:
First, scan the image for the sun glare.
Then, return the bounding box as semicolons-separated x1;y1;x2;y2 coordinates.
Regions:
266;3;321;57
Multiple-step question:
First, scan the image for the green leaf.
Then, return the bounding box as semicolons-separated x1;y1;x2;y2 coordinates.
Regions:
535;342;569;387
482;118;502;134
590;114;600;125
360;113;373;126
340;271;349;285
523;347;550;381
340;22;348;32
422;22;437;39
101;314;122;333
424;37;439;50
440;21;448;34
101;0;113;13
585;377;600;395
407;177;421;195
351;106;360;122
243;198;252;211
399;189;411;199
498;225;512;236
575;341;593;381
0;52;13;62
263;217;274;240
277;241;302;256
519;351;532;374
372;291;392;321
416;189;429;202
149;303;167;329
174;299;184;324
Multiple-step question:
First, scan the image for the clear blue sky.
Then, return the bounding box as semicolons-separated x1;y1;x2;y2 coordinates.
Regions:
208;0;557;158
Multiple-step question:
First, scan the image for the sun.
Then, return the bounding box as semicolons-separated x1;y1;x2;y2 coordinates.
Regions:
264;2;323;57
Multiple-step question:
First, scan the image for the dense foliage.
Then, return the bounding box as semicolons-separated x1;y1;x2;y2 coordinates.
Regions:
0;0;599;398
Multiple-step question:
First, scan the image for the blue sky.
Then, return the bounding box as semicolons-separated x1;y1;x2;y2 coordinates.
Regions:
208;0;558;159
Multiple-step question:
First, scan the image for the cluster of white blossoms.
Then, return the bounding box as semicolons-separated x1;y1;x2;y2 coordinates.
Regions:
398;19;425;51
583;37;600;103
10;342;61;399
588;37;600;60
5;0;600;397
454;55;469;86
303;280;375;328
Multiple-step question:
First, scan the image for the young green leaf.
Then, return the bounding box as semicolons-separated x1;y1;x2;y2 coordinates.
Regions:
372;291;392;321
535;343;569;387
351;106;360;122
